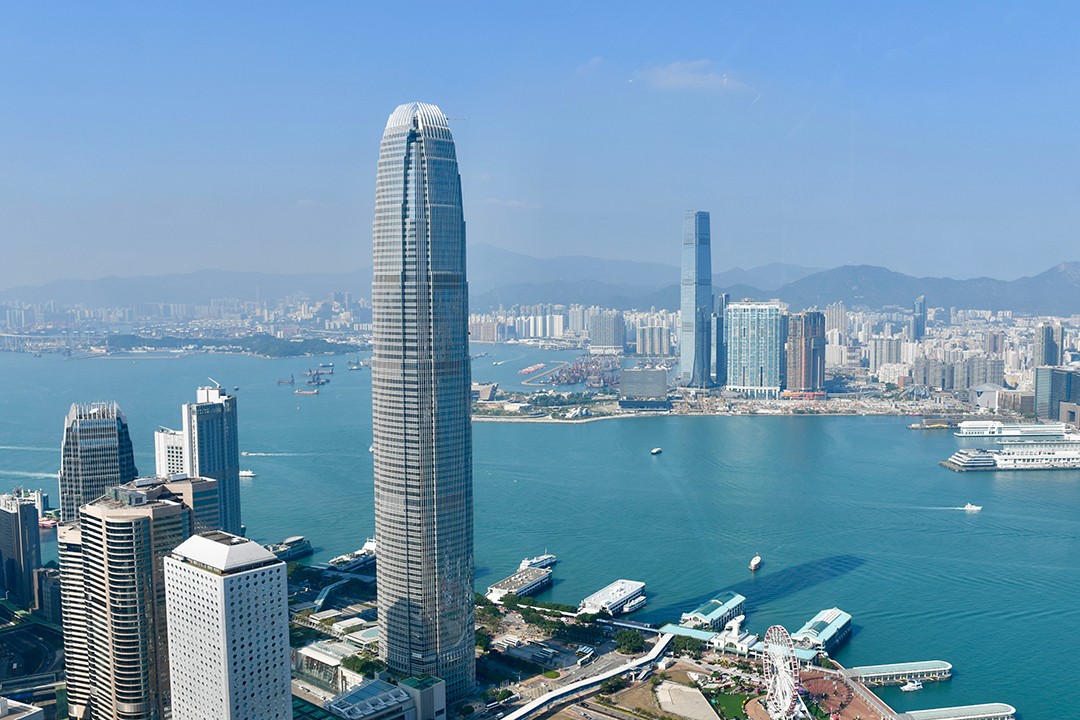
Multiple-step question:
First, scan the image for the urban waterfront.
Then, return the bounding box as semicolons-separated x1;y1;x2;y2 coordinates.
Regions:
1;347;1077;718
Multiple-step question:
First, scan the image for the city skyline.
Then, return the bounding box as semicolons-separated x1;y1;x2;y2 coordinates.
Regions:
5;4;1080;289
371;102;475;700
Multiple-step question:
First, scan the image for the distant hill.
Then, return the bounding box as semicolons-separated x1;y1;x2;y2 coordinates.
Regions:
777;262;1080;314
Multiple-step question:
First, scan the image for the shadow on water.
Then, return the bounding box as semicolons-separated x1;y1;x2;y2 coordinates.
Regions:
648;555;866;621
475;566;492;581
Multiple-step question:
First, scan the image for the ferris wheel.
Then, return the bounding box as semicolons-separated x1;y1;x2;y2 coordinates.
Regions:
762;625;800;719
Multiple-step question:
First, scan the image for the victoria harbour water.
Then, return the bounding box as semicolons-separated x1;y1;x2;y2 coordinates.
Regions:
1;347;1077;719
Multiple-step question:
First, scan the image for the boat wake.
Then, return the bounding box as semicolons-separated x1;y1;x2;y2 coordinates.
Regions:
241;452;317;457
0;446;55;452
0;470;56;480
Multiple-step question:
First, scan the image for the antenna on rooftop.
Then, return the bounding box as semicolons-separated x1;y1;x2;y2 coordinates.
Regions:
208;377;221;388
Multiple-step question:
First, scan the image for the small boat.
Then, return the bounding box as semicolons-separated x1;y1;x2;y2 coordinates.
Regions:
295;389;319;395
964;503;982;512
233;386;239;391
901;680;923;692
38;517;59;529
621;594;647;614
239;470;256;478
369;445;375;453
241;451;250;456
651;448;662;455
749;553;762;571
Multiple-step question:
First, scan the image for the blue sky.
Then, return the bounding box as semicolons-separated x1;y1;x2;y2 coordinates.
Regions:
2;1;1079;289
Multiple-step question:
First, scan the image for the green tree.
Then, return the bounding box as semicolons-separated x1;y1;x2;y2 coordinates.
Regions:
496;689;513;702
615;629;646;654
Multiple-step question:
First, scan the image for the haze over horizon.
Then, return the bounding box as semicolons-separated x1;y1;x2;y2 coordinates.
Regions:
3;2;1079;290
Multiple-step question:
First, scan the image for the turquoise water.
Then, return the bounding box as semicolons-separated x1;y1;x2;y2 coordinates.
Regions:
1;348;1077;719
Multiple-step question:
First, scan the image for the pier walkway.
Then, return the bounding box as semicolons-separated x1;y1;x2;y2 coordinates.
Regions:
502;633;673;720
852;660;952;686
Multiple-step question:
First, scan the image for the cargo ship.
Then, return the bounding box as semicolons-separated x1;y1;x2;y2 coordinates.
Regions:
518;363;546;375
264;536;313;562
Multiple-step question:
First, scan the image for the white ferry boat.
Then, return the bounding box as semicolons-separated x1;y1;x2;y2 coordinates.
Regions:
519;553;557;571
651;448;662;455
954;421;1068;438
901;680;923;692
964;503;982;512
328;538;377;572
239;470;256;478
622;594;647;614
749;553;762;571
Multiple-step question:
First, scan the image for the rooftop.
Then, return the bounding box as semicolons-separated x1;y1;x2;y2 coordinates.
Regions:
172;531;278;573
901;704;1016;720
854;660;953;675
686;591;744;620
325;677;412;719
400;675;443;691
792;607;851;642
582;579;645;607
488;566;551;592
658;623;718;642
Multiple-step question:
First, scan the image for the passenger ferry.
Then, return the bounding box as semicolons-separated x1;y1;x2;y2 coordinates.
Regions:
954;421;1068;438
749;554;762;571
943;438;1080;471
519;553;557;571
328;538;377;572
622;594;647;614
264;536;313;562
239;470;256;478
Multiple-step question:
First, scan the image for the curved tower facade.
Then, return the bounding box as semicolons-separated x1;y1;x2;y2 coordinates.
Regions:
679;211;713;387
371;102;475;701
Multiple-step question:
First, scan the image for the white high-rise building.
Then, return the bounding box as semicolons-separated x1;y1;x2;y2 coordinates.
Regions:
371;102;475;701
154;427;185;476
164;531;290;720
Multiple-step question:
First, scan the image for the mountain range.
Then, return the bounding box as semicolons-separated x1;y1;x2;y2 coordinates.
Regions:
3;245;1079;316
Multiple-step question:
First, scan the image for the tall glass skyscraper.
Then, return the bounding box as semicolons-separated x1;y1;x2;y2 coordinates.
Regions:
371;102;474;701
59;402;137;523
679;211;713;387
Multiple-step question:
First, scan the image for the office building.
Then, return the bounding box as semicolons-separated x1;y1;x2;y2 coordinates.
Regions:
911;295;927;340
0;697;43;720
59;476;217;720
33;568;62;625
786;312;826;392
58;402;138;523
679;211;713;387
371;102;474;701
0;495;41;608
154;388;241;535
153;428;185;477
1034;323;1065;367
165;532;290;720
1034;366;1080;421
712;293;728;386
725;301;785;398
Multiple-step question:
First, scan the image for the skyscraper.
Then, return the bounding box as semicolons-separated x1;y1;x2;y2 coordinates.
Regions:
371;102;475;701
679;211;713;387
1034;323;1065;367
165;531;290;720
911;295;927;340
725;301;785;398
59;475;217;720
59;402;138;523
0;494;41;608
786;312;826;392
155;387;241;535
711;293;729;386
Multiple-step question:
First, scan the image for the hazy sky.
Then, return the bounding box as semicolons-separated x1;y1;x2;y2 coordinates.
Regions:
2;2;1079;289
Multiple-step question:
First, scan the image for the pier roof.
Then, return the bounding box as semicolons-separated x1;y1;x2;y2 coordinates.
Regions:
899;703;1015;720
854;660;952;676
684;591;744;622
658;623;717;642
791;607;851;647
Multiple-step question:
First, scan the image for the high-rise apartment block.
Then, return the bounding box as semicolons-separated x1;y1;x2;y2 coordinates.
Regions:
165;531;290;720
786;312;826;392
371;102;475;701
869;337;903;374
59;402;138;523
711;293;729;386
154;387;241;535
725;301;785;398
588;310;626;354
824;301;846;338
60;476;217;720
1034;323;1065;367
0;494;41;608
679;211;713;387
